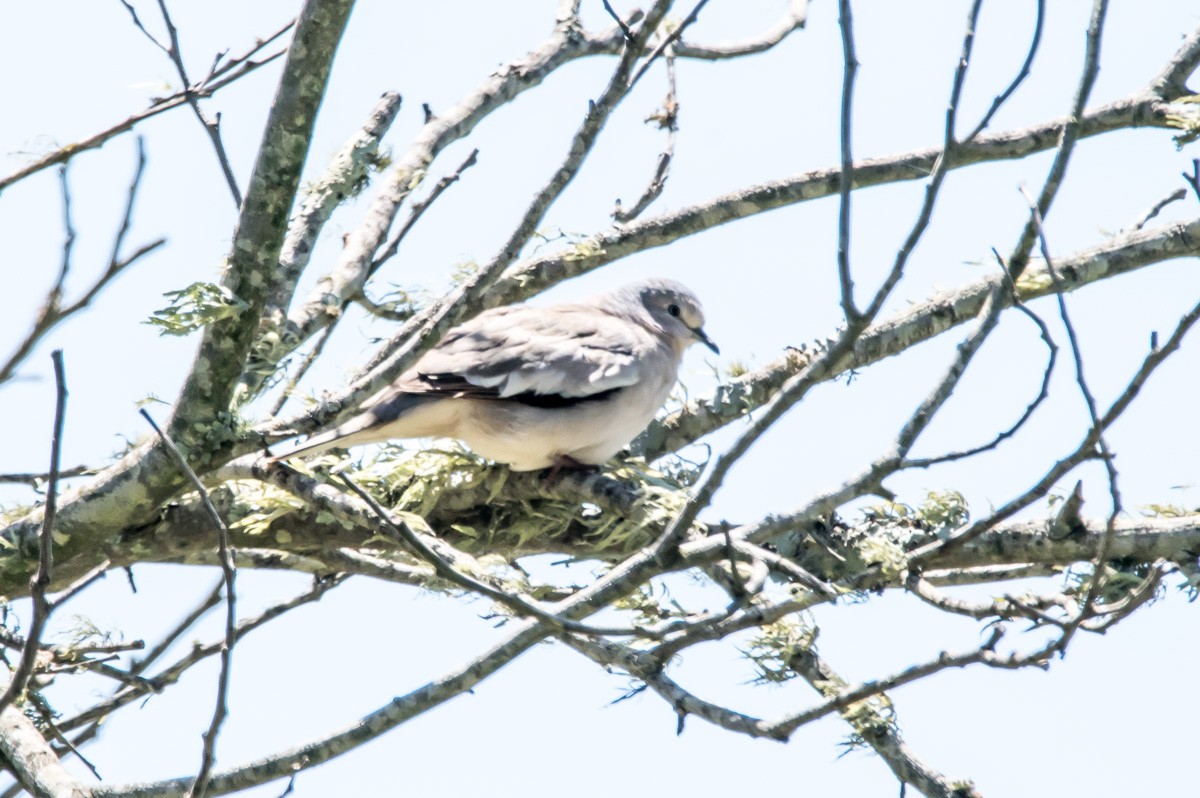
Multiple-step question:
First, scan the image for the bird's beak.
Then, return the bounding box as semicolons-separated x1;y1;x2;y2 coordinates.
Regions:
694;327;720;355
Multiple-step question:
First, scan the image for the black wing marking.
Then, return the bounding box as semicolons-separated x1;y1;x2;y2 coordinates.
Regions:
415;372;619;409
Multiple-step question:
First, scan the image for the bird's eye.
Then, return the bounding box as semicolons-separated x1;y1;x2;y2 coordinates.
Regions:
667;304;681;317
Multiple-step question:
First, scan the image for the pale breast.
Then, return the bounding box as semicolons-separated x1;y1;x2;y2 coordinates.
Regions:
452;365;676;471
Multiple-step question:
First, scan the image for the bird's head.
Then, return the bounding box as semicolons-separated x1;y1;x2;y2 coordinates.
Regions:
628;279;719;356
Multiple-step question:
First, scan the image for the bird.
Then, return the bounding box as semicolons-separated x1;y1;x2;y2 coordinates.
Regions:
270;278;718;471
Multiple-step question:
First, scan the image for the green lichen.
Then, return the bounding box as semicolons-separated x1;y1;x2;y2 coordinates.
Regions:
145;281;249;336
743;617;817;684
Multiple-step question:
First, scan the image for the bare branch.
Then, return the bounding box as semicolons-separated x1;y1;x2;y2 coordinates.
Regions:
561;634;783;740
133;0;243;206
48;560;111;609
962;0;1045;143
627;0;709;92
1019;183;1123;621
260;91;404;339
368;148;479;278
1;140;162;387
1182;158;1200;203
0;23;289;193
89;620;547;798
0;351;66;714
890;275;1008;476
0;670;91;798
56;575;343;752
907;287;1200;569
907;573;1073;624
0;169;72;387
835;0;860;321
924;563;1062;587
1119;187;1187;235
906;267;1058;468
788;645;981;798
613;50;678;223
1003;0;1109;280
601;0;636;44
672;0;807;59
768;630;1003;737
0;466;93;487
1149;26;1200;97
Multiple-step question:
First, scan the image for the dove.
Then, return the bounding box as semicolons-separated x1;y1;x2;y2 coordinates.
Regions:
272;278;717;471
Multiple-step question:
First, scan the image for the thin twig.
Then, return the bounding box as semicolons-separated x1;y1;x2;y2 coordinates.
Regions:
207;20;296;83
1018;184;1123;620
1182;158;1200;202
1;140;162;386
0;466;92;487
0;25;287;193
796;0;1111;571
672;0;807;59
140;410;237;798
117;0;170;51
1004;0;1109;280
133;581;225;677
49;559;111;608
835;0;860;321
789;644;980;798
963;0;1045;143
27;693;103;782
64;138;159;318
368;148;480;277
0;351;67;713
1118;187;1187;235
57;576;342;741
268;321;339;417
601;0;636;44
906;251;1058;467
628;0;711;92
614;48;678;223
0;169;73;386
562;634;781;739
768;629;1003;737
149;0;243;206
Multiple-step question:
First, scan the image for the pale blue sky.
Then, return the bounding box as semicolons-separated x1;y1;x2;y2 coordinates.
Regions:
1;2;1198;795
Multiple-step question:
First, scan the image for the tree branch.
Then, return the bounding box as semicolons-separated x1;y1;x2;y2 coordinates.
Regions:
0;669;91;798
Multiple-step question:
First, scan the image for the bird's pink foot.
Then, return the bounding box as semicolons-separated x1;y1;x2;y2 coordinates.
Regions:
545;454;599;482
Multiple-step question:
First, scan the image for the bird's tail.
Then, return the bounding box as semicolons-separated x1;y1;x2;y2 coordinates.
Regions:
266;392;431;463
265;424;360;463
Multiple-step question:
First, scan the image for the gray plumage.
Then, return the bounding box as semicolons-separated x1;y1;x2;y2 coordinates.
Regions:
272;278;717;471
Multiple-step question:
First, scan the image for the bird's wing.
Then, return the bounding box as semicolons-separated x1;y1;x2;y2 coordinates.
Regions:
406;303;653;401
